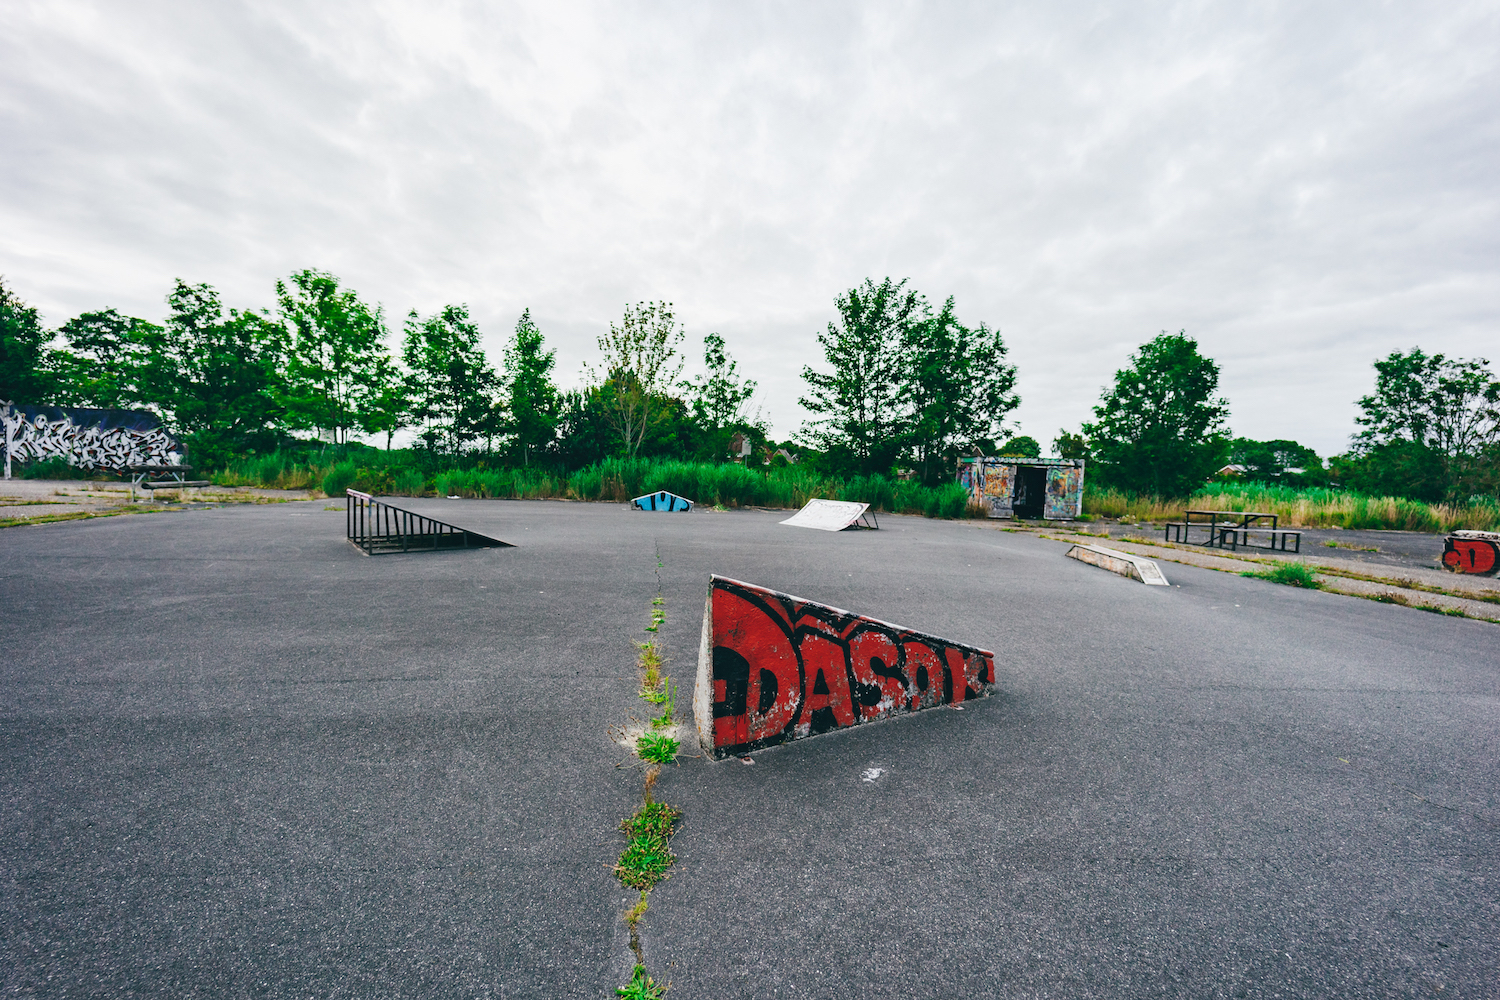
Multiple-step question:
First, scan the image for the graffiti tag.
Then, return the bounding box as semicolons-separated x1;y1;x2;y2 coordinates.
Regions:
696;576;995;759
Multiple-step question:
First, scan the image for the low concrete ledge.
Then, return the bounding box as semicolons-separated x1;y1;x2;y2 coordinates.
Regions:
1067;543;1169;586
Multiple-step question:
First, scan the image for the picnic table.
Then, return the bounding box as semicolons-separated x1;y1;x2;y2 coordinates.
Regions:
126;465;210;499
1164;509;1302;553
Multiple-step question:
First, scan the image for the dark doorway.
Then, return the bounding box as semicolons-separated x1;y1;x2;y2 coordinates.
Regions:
1012;465;1046;519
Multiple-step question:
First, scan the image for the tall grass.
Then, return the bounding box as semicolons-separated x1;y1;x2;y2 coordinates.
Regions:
1083;481;1500;532
443;457;975;518
212;448;1498;531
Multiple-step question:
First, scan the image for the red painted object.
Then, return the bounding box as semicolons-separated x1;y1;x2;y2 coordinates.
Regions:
694;576;996;759
1443;532;1500;575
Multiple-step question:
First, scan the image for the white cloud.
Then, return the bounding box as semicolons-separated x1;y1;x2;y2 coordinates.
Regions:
2;0;1496;456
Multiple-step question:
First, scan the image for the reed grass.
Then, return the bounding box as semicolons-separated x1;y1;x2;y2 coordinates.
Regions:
1083;481;1500;532
212;448;1498;532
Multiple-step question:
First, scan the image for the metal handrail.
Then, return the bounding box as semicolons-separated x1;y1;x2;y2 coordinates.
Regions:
345;489;511;555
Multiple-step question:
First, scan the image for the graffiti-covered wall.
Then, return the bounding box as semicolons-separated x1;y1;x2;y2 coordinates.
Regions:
1;402;184;478
693;576;996;759
958;456;1084;519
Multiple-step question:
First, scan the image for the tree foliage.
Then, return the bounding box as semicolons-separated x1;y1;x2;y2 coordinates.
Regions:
401;304;501;455
137;280;288;466
1343;348;1500;502
800;278;1017;481
590;301;685;457
1;277;56;404
1083;331;1230;497
799;278;920;475
1227;437;1326;487
55;309;158;410
276;269;392;444
500;309;559;464
689;332;761;460
902;296;1018;483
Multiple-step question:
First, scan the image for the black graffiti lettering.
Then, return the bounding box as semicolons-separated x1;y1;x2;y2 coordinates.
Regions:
712;646;750;718
757;668;778;714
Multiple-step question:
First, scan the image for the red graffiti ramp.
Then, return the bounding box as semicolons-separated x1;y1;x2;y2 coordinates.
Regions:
692;576;995;760
1443;531;1500;575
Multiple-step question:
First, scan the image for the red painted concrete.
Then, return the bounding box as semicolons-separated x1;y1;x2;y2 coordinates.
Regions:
693;575;995;759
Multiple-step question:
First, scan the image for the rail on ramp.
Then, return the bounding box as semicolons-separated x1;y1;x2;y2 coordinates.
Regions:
346;490;513;555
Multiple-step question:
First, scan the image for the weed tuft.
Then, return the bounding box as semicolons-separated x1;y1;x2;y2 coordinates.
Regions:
637;641;664;696
1324;539;1379;552
615;801;682;890
624;891;648;927
1241;562;1321;588
636;732;679;764
617;963;668;998
649;681;675;729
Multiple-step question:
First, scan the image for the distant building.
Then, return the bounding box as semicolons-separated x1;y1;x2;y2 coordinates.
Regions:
957;455;1085;520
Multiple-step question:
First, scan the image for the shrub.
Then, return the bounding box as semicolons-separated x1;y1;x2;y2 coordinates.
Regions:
320;460;357;498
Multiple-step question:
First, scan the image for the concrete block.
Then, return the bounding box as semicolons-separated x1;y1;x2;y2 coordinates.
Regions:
1066;543;1169;585
631;490;693;511
693;576;995;759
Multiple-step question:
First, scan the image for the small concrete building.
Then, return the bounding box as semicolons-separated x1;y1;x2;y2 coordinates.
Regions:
957;456;1085;519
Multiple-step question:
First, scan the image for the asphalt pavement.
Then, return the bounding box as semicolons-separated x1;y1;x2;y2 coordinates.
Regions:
2;499;1496;998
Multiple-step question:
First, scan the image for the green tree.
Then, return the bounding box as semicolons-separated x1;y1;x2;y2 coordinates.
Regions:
402;304;501;454
996;435;1041;457
500;309;560;465
54;309;160;410
799;278;923;475
553;386;615;468
1053;429;1091;461
902;297;1018;483
136;280;287;468
689;332;760;461
276;269;391;445
691;332;757;429
1346;348;1500;502
362;353;409;450
1083;331;1230;496
589;301;684;457
0;278;59;403
1227;438;1325;486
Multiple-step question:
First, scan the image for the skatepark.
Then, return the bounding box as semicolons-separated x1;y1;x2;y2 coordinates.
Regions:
2;497;1496;997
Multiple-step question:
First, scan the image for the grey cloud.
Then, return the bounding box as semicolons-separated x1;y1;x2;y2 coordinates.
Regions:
2;0;1497;455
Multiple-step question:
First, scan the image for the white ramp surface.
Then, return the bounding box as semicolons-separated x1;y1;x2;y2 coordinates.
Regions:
1067;543;1170;585
779;499;870;531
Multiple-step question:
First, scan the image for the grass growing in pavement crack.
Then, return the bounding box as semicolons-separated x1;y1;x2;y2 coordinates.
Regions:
617;964;668;999
638;641;665;698
649;681;675;729
1372;592;1468;616
636;732;680;764
615;539;681;995
1240;561;1321;589
615;798;683;889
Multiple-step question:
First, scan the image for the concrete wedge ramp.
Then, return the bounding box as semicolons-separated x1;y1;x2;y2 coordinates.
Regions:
1067;542;1169;585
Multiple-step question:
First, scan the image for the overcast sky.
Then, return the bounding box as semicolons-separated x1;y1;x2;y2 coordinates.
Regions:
3;1;1497;456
